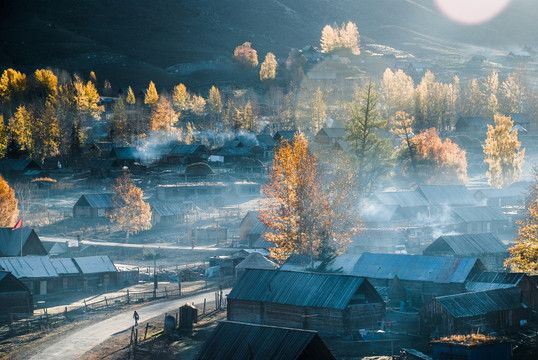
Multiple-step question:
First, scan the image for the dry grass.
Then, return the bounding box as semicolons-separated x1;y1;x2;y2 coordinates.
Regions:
438;333;503;346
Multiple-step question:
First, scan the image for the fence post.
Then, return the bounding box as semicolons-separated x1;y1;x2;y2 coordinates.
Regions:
203;298;206;314
64;306;68;320
144;322;149;340
165;287;168;298
105;297;108;308
84;299;88;312
127;289;130;304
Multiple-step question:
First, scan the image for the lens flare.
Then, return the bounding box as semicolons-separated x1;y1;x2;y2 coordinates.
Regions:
434;0;511;25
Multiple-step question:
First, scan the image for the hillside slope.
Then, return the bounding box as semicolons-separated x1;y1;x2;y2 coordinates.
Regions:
1;0;536;89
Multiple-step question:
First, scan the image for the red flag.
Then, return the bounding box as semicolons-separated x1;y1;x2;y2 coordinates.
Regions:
12;218;22;231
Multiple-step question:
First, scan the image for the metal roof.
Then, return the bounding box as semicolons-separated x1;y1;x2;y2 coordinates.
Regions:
0;228;39;256
73;256;117;274
374;191;429;208
465;271;527;292
433;288;522;318
417;185;476;206
151;203;184;217
316;127;346;139
228;269;376;309
352;253;483;283
424;233;507;257
109;146;140;160
235;252;278;270
197;321;336;360
51;258;80;275
76;194;114;209
256;135;275;147
0;256;59;279
252;236;274;249
248;221;267;236
451;206;507;223
170;144;206;155
0;159;41;171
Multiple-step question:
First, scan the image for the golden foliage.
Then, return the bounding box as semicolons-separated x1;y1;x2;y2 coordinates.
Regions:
260;52;277;82
0;174;19;228
208;86;223;115
483;114;525;188
0;116;7;159
9;105;34;153
260;134;358;264
172;83;190;111
380;68;414;123
190;94;206;116
109;173;152;241
150;97;178;132
311;87;326;133
0;68;27;103
126;86;136;105
505;178;538;273
400;128;467;184
320;22;360;55
233;42;258;67
73;76;104;120
438;334;501;345
33;69;58;101
144;81;159;107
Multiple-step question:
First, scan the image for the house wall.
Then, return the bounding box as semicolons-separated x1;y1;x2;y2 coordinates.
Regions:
227;299;263;324
0;291;33;314
239;216;256;243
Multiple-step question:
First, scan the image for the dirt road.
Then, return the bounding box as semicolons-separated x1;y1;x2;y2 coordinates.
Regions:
29;290;228;360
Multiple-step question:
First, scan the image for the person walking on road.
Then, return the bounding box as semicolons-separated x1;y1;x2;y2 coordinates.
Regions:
133;310;139;326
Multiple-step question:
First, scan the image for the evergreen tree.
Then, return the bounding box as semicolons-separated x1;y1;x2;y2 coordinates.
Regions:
126;86;136;105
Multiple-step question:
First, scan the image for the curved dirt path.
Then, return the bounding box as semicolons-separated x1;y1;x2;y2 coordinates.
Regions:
29;290;226;360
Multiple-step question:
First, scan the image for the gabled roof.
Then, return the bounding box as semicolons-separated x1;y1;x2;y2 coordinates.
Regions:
360;204;401;223
248;221;267;236
416;185;475;206
352;253;484;283
73;256;117;274
0;159;42;171
169;144;207;155
197;321;336;360
374;191;429;208
433;288;522;318
240;211;260;228
424;233;507;257
273;130;299;142
256;135;275;147
51;258;80;275
0;270;31;292
75;194;114;209
451;206;507;223
152;203;184;217
83;159;116;170
0;256;58;279
316;127;346;139
228;269;381;309
109;146;140;160
0;228;47;257
252;236;274;249
215;147;253;156
235;252;278;270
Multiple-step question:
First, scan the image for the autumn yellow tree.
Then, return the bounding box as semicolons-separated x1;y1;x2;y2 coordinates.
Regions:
126;86;136;105
311;87;327;133
0;116;7;159
172;83;190;111
505;176;538;272
380;68;414;124
208;86;223;118
260;52;277;82
109;173;151;242
483;114;525;188
144;81;159;107
391;111;417;176
32;69;58;101
233;42;258;67
33;101;59;161
398;128;467;184
9;105;34;154
0;174;19;227
320;22;360;55
260;134;358;266
73;75;103;120
190;95;206;116
0;69;27;115
149;97;178;132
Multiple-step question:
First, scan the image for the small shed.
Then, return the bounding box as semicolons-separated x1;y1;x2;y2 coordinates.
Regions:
185;162;214;178
419;288;530;336
51;258;81;291
197;321;336;360
234;158;264;174
472;187;527;208
416;185;476;207
423;234;508;271
466;271;538;311
239;211;264;247
455;117;492;133
431;336;512;360
166;144;209;164
233;181;261;195
0;159;42;177
0;228;48;257
314;127;346;145
227;269;385;336
151;203;184;226
351;253;486;307
0;271;33;315
156;183;227;200
190;225;227;246
73;194;114;219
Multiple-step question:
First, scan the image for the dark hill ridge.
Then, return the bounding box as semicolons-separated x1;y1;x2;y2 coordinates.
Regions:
1;0;537;89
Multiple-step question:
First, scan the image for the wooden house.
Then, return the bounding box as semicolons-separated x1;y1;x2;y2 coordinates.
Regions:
151;204;184;226
156;183;227;200
449;206;509;234
301;45;323;63
108;146;141;167
234;158;264;174
314;127;346;146
233;181;261;195
273;130;299;144
73;193;114;219
423;234;508;271
419;288;530;336
0;228;48;257
213;147;254;163
165;144;209;165
72;256;117;291
190;225;227;246
197;321;336;360
416;185;476;208
185;162;214;178
372;190;430;219
239;211;266;247
227;269;385;336
430;336;512;360
350;253;486;307
0;159;42;178
51;258;82;291
455;117;492;133
254;134;275;160
466;271;538;311
0;271;33;315
0;256;59;295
